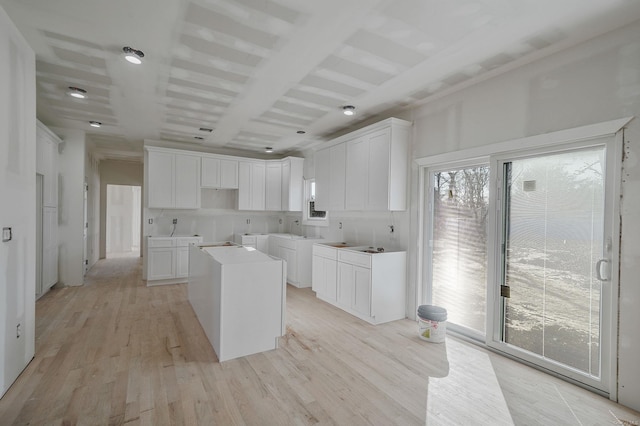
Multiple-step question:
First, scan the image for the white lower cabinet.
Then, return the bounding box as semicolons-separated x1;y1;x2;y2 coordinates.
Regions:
268;235;323;288
312;247;337;302
146;236;202;285
234;234;269;253
313;243;406;324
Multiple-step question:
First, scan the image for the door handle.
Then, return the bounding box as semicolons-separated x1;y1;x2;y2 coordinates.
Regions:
596;259;610;281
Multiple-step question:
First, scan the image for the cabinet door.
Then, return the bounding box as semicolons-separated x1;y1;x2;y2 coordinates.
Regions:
314;148;331;211
238;161;252;210
281;160;290;211
148;248;176;280
325;258;337;301
345;137;368;210
175;154;200;209
265;162;282;211
337;262;354;307
329;144;346;211
201;157;221;188
280;246;297;285
367;129;391;210
256;236;269;253
352;265;371;316
176;247;190;278
312;255;324;294
251;162;266;210
148;151;175;208
219;159;238;189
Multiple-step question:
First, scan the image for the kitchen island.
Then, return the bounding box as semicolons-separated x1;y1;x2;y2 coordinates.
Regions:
188;242;286;362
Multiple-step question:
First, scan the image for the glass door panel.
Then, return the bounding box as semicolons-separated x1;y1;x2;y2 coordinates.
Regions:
429;165;489;335
500;147;606;379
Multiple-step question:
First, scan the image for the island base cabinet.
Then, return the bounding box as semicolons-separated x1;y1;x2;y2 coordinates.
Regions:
188;245;286;362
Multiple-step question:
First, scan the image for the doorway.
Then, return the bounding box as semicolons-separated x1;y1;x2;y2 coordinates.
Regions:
492;143;614;392
106;184;141;258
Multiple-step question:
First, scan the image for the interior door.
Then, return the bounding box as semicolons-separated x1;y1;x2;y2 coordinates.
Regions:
494;143;613;392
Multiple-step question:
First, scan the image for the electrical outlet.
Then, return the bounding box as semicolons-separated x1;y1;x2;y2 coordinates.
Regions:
172;218;178;224
339;222;343;230
2;227;12;242
246;219;250;224
16;323;21;338
148;218;153;225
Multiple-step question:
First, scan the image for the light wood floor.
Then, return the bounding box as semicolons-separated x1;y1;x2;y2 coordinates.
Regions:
1;257;639;425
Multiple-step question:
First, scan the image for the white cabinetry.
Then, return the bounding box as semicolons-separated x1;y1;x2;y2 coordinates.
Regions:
280;157;304;211
146;147;201;209
36;121;60;297
315;143;346;211
269;235;323;288
201;156;238;189
312;245;337;302
235;233;269;253
265;162;282;211
315;118;410;211
312;244;406;324
238;161;266;210
263;157;304;212
146;236;202;285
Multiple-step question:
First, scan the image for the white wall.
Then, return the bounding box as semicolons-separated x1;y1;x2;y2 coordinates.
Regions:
99;160;143;259
404;20;640;410
86;150;100;270
54;128;86;287
0;5;36;397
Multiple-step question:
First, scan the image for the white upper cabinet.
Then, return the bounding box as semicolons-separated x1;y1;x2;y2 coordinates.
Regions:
174;154;200;209
201;156;238;189
345;136;368;210
241;157;304;212
315;143;346;211
315;118;410;212
238;161;266;210
281;157;304;211
265;162;282;211
146;147;200;209
36;121;60;208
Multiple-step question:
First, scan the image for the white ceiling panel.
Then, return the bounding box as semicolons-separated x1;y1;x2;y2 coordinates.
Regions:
1;0;639;160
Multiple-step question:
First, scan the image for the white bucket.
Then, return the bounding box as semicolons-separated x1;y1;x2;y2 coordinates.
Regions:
418;317;446;343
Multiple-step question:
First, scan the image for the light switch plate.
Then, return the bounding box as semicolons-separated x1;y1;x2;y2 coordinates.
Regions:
2;227;12;242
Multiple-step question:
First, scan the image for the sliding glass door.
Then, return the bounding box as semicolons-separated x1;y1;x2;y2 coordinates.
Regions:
423;136;618;393
426;164;490;337
493;144;613;391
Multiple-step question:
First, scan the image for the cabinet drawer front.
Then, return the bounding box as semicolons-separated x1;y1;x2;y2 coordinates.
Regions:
177;237;202;247
338;250;371;268
148;238;176;248
313;244;337;260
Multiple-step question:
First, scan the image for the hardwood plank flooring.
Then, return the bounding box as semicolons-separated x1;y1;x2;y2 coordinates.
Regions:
1;257;639;425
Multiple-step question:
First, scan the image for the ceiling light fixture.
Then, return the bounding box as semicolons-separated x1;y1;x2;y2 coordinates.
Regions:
199;127;213;132
67;86;87;99
296;130;306;134
194;136;204;140
265;147;273;153
342;105;356;116
123;46;144;65
89;121;102;128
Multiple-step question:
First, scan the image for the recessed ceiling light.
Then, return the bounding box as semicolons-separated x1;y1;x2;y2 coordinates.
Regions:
265;147;273;153
123;46;144;65
342;105;356;116
67;86;87;99
296;130;306;134
199;127;213;132
89;121;102;128
194;136;204;140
